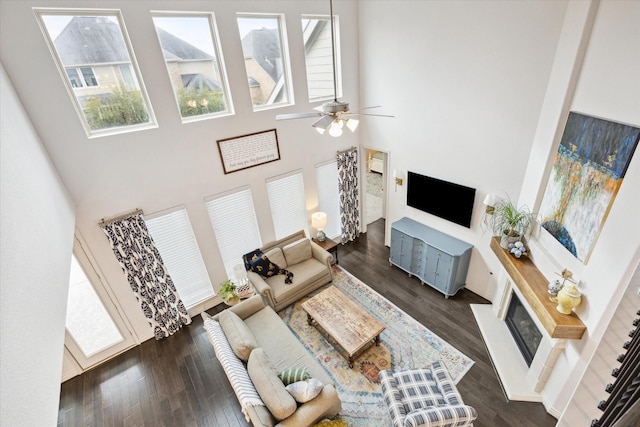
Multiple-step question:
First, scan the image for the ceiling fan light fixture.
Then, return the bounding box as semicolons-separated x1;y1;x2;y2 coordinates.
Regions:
346;118;359;132
316;127;326;135
329;120;343;137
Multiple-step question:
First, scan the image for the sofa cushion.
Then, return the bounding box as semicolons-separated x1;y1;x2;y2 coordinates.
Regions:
264;247;287;268
278;368;311;385
283;238;312;266
248;348;297;421
285;378;324;403
244;306;334;386
219;310;259;362
265;258;330;300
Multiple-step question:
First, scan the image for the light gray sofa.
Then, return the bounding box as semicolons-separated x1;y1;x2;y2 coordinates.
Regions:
202;295;342;426
245;231;334;312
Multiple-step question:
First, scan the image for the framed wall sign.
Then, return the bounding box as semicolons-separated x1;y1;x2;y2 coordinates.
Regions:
217;129;281;174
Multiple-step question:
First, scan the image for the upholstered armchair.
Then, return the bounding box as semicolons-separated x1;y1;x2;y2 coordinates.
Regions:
379;361;477;427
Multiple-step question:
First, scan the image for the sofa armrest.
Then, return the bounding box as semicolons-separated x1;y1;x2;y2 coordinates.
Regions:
403;404;477;427
310;241;333;273
248;271;277;309
209;294;266;321
276;384;342;427
430;361;464;406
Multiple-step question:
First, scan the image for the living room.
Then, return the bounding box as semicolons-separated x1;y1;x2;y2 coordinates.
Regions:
1;1;638;426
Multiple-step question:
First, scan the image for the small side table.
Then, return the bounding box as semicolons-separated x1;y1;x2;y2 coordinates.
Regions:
312;237;339;265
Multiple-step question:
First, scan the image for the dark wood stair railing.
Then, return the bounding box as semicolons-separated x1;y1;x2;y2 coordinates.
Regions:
591;309;640;427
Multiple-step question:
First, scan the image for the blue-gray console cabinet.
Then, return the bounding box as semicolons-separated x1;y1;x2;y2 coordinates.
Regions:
390;217;473;298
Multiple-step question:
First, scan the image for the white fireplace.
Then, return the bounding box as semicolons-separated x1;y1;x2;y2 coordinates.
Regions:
471;238;585;404
471;278;567;402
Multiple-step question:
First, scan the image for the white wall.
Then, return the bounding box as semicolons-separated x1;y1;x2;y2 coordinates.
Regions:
0;0;361;342
359;0;640;419
0;65;76;426
357;0;569;299
521;0;640;422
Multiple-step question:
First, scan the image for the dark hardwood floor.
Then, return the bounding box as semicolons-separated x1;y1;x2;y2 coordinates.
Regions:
58;218;557;426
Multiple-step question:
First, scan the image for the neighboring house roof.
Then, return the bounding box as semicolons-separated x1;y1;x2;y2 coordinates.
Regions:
54;16;130;65
181;74;221;91
241;28;281;82
55;16;214;66
156;27;213;62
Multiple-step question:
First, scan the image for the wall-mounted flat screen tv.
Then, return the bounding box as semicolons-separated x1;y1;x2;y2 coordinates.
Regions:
407;171;476;228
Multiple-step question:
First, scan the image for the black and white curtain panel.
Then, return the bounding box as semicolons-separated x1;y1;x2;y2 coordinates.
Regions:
100;211;191;340
337;147;360;244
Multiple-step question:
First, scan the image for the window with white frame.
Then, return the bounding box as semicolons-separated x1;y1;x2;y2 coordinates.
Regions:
236;14;292;110
145;207;214;309
35;10;156;137
302;15;341;102
152;13;233;122
266;171;308;240
315;161;341;239
206;188;262;277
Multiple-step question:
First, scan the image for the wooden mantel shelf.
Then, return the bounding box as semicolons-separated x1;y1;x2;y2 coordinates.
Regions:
491;237;586;340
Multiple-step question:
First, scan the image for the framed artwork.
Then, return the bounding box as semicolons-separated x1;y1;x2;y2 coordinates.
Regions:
217;129;280;174
539;112;640;263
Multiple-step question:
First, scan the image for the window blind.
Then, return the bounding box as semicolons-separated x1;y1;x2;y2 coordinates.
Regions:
206;188;262;277
145;208;214;309
315;161;341;239
266;171;308;239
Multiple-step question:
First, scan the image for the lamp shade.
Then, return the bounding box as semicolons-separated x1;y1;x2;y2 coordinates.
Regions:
483;194;498;206
311;212;327;230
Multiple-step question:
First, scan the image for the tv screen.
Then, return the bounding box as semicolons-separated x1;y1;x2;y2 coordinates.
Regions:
407;172;476;228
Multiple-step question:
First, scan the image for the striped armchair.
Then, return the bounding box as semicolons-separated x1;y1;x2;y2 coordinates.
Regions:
379;361;477;427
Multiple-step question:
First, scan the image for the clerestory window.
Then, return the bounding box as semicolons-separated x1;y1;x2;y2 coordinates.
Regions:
35;9;156;137
152;12;233;122
237;14;292;111
302;15;341;102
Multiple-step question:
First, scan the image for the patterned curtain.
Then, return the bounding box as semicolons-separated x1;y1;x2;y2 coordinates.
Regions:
337;148;360;244
101;211;191;340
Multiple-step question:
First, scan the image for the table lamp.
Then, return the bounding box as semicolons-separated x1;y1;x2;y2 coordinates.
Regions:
311;211;328;241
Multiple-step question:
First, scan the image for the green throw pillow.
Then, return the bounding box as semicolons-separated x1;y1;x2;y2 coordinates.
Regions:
277;368;310;385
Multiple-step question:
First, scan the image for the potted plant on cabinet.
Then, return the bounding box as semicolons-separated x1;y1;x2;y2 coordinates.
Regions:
487;197;536;249
219;279;240;306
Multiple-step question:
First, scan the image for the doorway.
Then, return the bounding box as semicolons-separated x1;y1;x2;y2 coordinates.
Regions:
364;148;388;225
64;236;135;372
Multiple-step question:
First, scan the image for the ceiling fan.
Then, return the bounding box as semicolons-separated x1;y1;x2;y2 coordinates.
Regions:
276;0;393;137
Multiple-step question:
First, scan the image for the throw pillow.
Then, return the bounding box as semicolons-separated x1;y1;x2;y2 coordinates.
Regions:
243;248;294;284
285;378;324;403
247;348;297;421
218;310;259;362
277;368;311;385
283;238;313;266
264;247;287;268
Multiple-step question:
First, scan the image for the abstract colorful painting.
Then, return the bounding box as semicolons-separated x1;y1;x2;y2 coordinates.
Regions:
539;112;639;262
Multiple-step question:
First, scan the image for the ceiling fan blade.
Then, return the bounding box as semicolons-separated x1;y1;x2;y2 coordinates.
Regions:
312;115;336;130
276;112;322;120
345;112;395;118
350;105;382;112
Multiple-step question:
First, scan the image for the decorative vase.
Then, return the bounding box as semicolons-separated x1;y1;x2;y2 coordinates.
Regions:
556;283;582;314
548;279;563;302
235;279;254;299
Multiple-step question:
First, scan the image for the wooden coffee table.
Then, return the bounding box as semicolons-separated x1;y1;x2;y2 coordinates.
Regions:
302;286;385;368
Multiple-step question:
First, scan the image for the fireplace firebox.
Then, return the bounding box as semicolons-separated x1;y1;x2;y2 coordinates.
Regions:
505;293;542;367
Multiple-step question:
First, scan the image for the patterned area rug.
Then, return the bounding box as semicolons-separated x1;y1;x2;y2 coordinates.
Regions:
278;266;474;426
